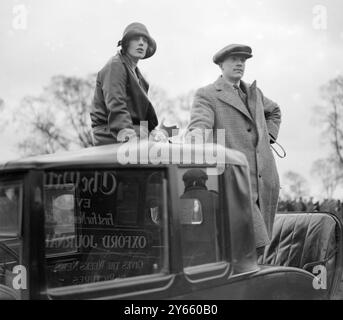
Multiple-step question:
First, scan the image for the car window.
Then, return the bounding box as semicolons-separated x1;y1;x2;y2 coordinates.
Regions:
0;180;23;299
0;182;22;237
177;167;224;268
43;169;168;288
45;184;76;256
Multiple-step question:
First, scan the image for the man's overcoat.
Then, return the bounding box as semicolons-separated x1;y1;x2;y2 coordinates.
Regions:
188;76;281;247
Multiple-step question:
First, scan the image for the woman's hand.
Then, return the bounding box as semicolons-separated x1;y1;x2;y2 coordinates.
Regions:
150;129;169;143
117;128;137;142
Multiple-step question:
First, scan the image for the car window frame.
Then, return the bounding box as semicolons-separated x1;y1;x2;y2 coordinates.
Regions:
0;172;27;300
44;183;79;258
41;167;172;299
175;165;231;281
0;178;23;239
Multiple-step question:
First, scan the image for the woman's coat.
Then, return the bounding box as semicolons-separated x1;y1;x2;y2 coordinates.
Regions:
90;52;158;145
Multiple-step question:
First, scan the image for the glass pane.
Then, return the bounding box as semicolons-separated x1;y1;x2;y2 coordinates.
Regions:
44;169;168;288
0;179;23;299
44;184;76;256
180;199;203;225
177;168;222;268
0;182;22;237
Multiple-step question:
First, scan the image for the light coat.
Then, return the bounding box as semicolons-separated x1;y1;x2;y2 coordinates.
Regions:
188;76;281;247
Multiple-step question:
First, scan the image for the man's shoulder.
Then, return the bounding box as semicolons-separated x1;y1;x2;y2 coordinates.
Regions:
195;83;217;97
241;81;267;100
255;86;265;96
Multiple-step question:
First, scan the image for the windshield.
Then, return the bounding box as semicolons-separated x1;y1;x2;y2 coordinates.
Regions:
0;181;22;237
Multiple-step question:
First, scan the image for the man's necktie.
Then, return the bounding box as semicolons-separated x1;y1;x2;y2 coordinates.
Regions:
233;84;247;105
233;84;253;118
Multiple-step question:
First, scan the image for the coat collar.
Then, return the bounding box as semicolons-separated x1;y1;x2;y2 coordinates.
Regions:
118;52;150;97
122;52;138;71
214;76;257;121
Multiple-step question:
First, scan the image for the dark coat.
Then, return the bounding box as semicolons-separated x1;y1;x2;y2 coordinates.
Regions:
188;76;281;248
181;186;219;266
90;52;158;145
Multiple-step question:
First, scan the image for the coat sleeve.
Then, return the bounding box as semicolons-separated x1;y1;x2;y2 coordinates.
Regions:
259;89;281;142
101;61;134;136
187;88;215;142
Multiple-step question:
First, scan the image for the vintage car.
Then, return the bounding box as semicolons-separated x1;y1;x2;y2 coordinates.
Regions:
0;141;342;300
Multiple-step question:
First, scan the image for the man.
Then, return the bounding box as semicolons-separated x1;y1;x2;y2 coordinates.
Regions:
187;44;281;255
306;196;315;212
90;22;165;145
180;169;219;266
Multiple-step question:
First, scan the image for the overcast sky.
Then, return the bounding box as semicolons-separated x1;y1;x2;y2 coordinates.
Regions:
1;0;343;198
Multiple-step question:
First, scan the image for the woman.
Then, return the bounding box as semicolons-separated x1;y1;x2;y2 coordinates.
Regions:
90;22;164;145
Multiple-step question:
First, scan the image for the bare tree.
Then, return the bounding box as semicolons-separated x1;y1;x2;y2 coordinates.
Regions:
315;76;343;164
0;98;10;133
13;77;194;156
148;85;172;124
15;74;95;156
311;156;343;199
149;85;194;130
0;98;5;129
283;171;310;198
172;90;195;129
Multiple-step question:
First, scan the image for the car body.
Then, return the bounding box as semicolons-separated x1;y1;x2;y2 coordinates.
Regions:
0;141;340;299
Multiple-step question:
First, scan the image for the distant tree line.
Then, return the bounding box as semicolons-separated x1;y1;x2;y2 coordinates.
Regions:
3;74;194;156
0;73;342;195
312;75;343;178
278;197;343;221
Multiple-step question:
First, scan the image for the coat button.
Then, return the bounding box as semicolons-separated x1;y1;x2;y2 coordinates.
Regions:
247;128;252;132
258;174;262;178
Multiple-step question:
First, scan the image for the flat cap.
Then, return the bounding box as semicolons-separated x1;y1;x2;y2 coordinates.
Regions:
182;169;208;183
213;44;253;64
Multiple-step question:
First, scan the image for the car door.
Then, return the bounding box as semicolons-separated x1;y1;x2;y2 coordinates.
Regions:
41;167;175;300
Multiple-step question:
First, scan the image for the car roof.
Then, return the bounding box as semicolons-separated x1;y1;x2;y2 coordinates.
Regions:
0;141;249;172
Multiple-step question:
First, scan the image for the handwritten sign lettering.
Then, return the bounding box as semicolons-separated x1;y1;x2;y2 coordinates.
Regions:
72;273;117;285
102;235;148;249
49;258;150;286
46;235;98;249
79;260;106;272
77;198;91;209
69;259;147;284
45;171;117;196
75;212;114;226
46;229;152;251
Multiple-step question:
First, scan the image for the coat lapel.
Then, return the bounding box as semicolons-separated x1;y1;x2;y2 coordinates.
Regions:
241;80;257;121
120;54;151;103
118;53;158;130
244;80;265;146
214;76;253;122
135;67;149;92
